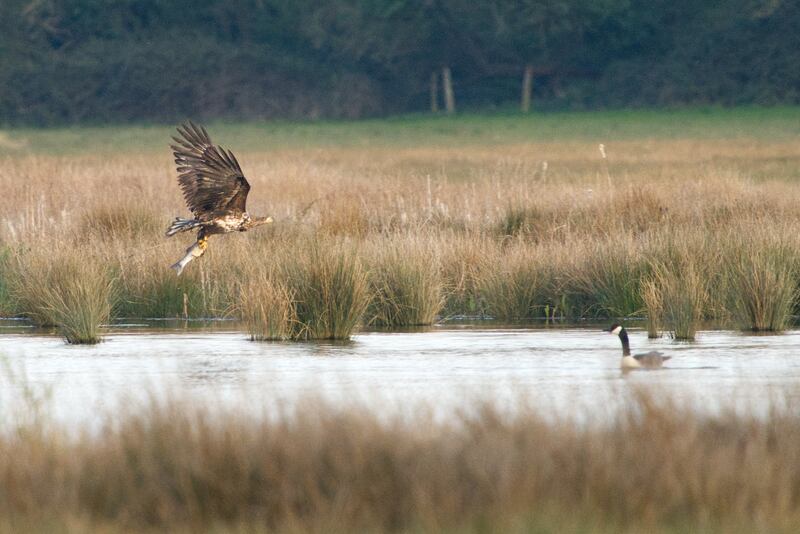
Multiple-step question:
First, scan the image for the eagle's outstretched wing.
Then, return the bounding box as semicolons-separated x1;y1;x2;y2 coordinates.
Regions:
171;121;250;217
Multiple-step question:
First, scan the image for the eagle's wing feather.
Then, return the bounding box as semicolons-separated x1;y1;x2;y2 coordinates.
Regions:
171;121;250;217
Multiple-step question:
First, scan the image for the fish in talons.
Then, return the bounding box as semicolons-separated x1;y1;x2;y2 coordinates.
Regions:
170;236;209;276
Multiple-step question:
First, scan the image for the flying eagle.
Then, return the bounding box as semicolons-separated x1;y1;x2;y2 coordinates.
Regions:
166;122;272;275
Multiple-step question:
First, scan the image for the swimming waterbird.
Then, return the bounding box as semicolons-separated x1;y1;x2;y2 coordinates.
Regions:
607;324;671;370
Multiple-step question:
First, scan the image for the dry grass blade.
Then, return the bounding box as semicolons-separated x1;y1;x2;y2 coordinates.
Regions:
2;391;800;532
366;236;444;326
725;228;800;332
649;258;708;341
237;263;296;341
640;277;663;339
9;244;114;343
477;240;551;320
281;238;370;340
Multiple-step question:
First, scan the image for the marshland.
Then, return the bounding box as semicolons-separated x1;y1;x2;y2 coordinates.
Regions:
3;109;800;337
4;108;800;532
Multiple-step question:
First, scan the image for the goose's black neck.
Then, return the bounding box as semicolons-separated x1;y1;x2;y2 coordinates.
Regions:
619;329;631;356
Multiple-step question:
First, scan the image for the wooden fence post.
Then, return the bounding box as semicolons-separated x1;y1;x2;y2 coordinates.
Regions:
442;66;455;114
430;71;439;113
521;64;533;113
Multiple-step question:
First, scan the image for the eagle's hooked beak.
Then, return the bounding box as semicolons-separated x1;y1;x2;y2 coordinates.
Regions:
243;216;273;230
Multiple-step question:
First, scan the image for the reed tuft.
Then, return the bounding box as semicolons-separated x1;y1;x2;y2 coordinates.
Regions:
80;204;162;241
566;235;646;318
648;258;707;340
477;241;551;320
366;237;443;326
725;231;799;332
282;239;370;340
237;264;296;341
640;277;662;338
9;245;114;343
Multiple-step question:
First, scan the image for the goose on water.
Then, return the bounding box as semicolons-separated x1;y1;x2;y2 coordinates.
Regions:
607;324;670;370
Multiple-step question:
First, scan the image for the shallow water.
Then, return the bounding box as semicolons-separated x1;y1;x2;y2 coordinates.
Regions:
3;324;800;425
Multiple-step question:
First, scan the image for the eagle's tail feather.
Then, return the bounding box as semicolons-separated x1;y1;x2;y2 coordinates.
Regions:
166;217;201;237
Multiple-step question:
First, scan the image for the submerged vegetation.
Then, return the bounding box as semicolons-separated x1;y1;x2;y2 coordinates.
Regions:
3;390;800;532
2;111;800;338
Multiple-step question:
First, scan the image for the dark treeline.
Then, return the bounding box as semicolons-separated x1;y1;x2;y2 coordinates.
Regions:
1;0;799;124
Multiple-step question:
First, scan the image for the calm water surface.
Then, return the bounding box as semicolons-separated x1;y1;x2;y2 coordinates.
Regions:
2;324;800;425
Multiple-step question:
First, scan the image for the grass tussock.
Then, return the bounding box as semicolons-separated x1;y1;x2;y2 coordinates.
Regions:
365;236;443;326
725;227;800;332
9;244;114;343
566;234;647;318
640;277;662;338
3;392;800;532
237;264;296;341
439;234;484;317
646;257;710;341
477;240;552;320
282;239;370;340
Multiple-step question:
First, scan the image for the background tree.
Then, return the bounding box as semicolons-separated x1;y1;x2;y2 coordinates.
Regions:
0;0;798;124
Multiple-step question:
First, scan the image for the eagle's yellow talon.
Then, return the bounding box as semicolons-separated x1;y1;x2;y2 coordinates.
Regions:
198;238;208;250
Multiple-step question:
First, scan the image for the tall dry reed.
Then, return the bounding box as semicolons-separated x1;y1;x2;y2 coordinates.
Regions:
439;234;484;317
282;239;370;340
640;278;662;338
4;131;800;329
9;244;114;343
724;227;799;332
477;240;552;320
237;264;296;341
3;391;800;532
647;257;709;341
565;234;647;318
365;236;444;326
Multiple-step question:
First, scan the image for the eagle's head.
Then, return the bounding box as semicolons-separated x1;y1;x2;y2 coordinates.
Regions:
241;215;273;231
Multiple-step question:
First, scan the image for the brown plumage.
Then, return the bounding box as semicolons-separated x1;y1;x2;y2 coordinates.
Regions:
166;121;272;275
172;122;250;217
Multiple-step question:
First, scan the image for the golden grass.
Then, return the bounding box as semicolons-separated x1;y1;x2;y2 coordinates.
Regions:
2;390;800;532
237;262;296;341
3;134;800;332
724;224;800;332
365;235;444;326
280;238;370;340
641;277;663;338
477;239;552;320
8;243;114;343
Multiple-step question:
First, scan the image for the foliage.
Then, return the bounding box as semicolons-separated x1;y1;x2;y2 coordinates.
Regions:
1;1;799;123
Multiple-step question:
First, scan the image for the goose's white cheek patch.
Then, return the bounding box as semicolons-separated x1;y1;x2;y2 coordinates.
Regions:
611;326;623;335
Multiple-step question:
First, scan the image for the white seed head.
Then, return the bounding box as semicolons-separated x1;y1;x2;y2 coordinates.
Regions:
599;143;607;159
